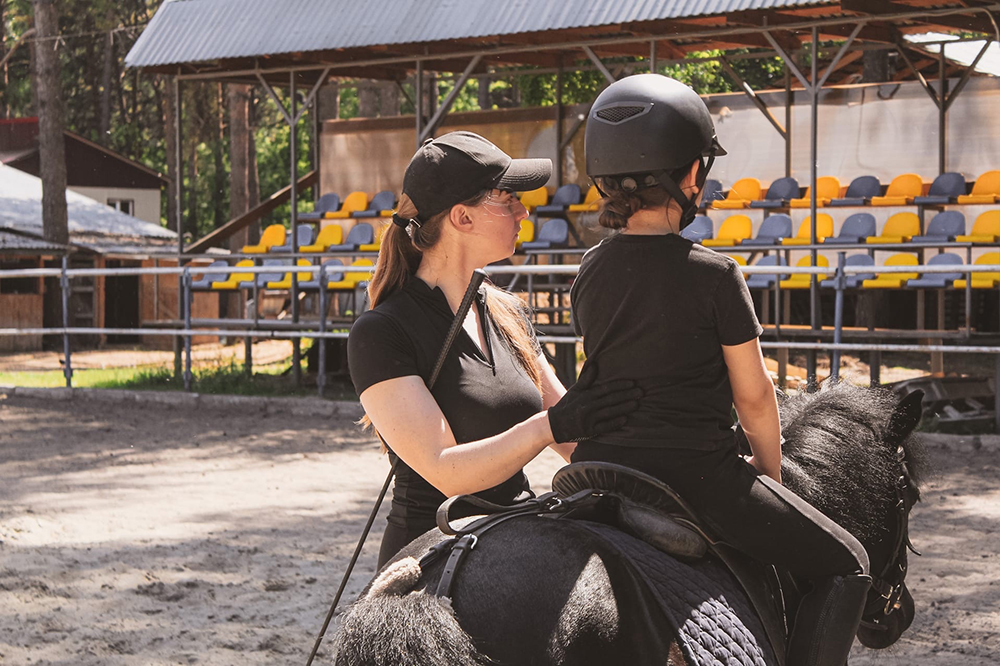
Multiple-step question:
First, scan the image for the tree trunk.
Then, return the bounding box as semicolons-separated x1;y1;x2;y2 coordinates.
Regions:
478;76;491;110
247;88;260;244
98;7;114;144
161;75;179;233
317;81;340;120
212;83;226;229
358;80;378;117
227;83;250;250
380;81;400;116
30;0;68;246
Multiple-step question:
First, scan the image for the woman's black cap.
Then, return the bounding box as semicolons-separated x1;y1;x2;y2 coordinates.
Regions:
402;131;552;222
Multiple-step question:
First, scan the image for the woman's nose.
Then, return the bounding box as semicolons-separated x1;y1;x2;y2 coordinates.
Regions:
512;199;528;221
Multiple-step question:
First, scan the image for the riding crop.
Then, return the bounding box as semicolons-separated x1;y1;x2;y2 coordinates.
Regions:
304;268;489;665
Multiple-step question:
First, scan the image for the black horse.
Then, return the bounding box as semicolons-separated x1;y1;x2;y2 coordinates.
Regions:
334;384;927;665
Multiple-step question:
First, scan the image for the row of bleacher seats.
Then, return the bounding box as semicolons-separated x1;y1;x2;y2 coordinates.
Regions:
683;210;1000;246
192;257;375;292
241;221;381;255
705;170;1000;210
299;190;396;220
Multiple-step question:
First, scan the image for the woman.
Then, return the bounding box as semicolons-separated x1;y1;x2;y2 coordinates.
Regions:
347;131;641;568
570;74;871;666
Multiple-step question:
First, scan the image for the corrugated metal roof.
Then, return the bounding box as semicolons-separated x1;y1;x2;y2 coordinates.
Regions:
0;229;67;253
126;0;834;68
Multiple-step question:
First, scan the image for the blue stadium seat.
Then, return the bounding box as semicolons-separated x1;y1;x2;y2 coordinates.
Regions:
299;193;341;221
829;175;881;207
819;254;875;288
327;223;374;251
299;258;345;290
190;261;230;290
521;218;569;250
701;179;724;208
906;252;964;289
536;184;583;217
745;255;789;289
913;172;966;206
749;177;800;209
353;190;396;218
681;215;713;243
741;214;793;246
824;213;876;244
271;224;315;252
912;211;965;243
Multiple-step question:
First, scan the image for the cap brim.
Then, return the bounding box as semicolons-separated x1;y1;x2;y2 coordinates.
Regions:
496;158;552;192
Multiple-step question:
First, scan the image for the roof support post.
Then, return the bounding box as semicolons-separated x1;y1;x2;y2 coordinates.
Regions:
939;47;947;175
808;25;819;388
173;75;184;382
415;60;424;149
649;40;657;73
289;71;302;386
582;46;616;85
559;63;627;153
763;32;811;90
718;56;786;138
942;38;991;112
817;23;863;88
785;67;792;178
895;44;940;106
556;59;564;185
419;54;482;143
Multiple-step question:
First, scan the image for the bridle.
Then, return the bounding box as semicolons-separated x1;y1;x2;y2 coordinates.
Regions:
861;442;920;632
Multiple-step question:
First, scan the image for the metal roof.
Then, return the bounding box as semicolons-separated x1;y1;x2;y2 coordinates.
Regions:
0;229;67;253
126;0;835;69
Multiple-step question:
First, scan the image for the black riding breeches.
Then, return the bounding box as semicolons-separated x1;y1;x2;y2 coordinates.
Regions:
571;442;869;579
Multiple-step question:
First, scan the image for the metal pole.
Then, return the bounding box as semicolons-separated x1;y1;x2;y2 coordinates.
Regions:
317;265;327;398
785;67;792;178
555;60;563;186
60;256;72;388
291;72;302;385
174;76;184;380
183;268;193;392
831;251;846;381
650;40;657;73
938;46;947;175
415;61;423;149
807;26;819;389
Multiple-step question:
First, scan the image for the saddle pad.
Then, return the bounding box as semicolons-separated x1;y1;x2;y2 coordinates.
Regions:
577;521;778;666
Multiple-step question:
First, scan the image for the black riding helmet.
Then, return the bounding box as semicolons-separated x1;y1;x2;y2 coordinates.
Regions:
585;74;726;230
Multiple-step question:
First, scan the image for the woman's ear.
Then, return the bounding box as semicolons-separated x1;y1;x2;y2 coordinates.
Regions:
447;204;475;233
681;159;701;190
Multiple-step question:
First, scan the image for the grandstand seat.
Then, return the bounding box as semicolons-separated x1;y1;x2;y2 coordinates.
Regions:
745;255;789;290
568;185;601;213
914;172;966;206
906;253;965;289
299;193;341;221
252;259;289;288
957;170;1000;205
782;213;834;245
829;175;881;207
190;261;230;290
210;260;255;290
266;260;314;289
871;173;924;206
270;224;315;253
519;187;549;212
522;218;570;250
326;191;369;219
956;210;1000;243
327;259;375;290
358;223;385;252
866;212;920;244
954;252;1000;289
536;184;582;216
242;224;286;254
712;178;762;209
912;211;965;243
749;177;799;209
327;222;375;251
780;255;829;289
862;254;919;289
702;214;752;247
301;224;345;253
353;190;396;218
790;176;840;208
700;179;725;208
299;258;344;290
516;219;535;248
819;254;876;289
741;214;793;246
824;213;876;244
680;215;713;243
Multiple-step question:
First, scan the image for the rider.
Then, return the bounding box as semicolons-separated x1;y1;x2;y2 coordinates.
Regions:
347;131;642;568
570;74;872;666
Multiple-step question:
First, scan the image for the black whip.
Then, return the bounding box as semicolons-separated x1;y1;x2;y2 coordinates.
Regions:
305;268;489;665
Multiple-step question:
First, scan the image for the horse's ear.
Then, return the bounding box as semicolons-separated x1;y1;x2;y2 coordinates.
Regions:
887;390;924;445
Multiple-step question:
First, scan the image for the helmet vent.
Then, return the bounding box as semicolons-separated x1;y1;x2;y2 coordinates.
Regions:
594;103;651;125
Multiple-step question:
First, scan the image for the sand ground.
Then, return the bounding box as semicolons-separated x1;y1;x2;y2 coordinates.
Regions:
0;394;998;665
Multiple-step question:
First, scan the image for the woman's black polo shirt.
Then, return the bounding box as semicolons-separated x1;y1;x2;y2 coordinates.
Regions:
570;233;762;450
348;275;541;539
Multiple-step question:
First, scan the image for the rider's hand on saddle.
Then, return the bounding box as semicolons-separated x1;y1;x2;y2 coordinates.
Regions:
547;362;643;443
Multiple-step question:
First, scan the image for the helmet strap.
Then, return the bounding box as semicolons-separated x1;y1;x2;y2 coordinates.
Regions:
651;154;715;232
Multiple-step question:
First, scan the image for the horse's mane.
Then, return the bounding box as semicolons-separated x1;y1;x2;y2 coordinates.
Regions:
778;383;928;542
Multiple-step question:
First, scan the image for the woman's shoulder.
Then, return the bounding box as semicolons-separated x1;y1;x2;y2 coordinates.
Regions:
688;243;742;274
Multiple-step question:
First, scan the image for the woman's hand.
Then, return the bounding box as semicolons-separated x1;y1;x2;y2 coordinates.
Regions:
547;363;642;443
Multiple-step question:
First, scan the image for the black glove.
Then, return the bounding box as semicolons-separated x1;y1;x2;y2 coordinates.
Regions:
548;362;642;443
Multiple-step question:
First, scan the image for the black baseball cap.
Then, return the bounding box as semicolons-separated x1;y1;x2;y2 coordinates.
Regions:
402;131;552;223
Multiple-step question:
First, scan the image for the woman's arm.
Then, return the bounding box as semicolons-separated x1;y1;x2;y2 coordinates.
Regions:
722;338;782;483
361;376;558;497
536;353;577;462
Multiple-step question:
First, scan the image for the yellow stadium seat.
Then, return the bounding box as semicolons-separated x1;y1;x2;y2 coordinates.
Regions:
210;260;255;290
327;259;374;289
266;260;314;289
782;214;834;245
358;223;386;252
870;173;924;206
862;254;919;289
780;255;829;289
519;187;549;212
712;178;762;209
325;191;369;219
957;170;1000;205
953;252;1000;289
702;214;752;247
956;210;1000;243
242;224;286;254
567;185;601;213
789;176;840;208
300;224;344;253
516;219;535;247
867;212;920;244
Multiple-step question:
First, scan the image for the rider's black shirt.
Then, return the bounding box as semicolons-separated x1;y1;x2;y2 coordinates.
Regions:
570;232;762;450
348;275;541;549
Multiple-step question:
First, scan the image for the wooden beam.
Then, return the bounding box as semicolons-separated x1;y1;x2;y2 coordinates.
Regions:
842;0;999;35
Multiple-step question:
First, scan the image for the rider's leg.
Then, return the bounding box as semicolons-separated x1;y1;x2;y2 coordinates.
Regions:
784;573;871;666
